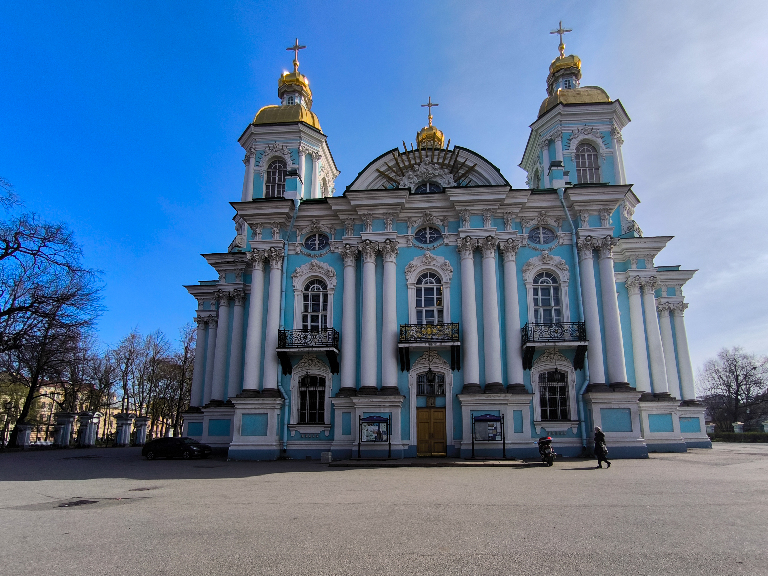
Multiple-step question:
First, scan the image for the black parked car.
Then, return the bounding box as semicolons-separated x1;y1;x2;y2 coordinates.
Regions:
142;437;212;460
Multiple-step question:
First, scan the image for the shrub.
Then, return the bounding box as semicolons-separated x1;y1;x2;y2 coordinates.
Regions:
709;432;768;443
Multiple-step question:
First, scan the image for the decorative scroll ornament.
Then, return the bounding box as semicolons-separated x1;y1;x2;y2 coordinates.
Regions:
656;301;674;315
578;211;591;229
411;349;451;372
482;209;494;228
293;354;331;377
641;275;658;291
404;252;454;283
266;247;285;267
361;213;373;233
625;275;642;295
522;251;570;284
257;143;295;176
566;126;610;159
611;125;624;146
598;235;619;258
380;238;399;262
399;162;455;191
231;289;245;305
480;236;498;258
457;236;476;259
503;212;514;232
247;249;267;271
499;237;525;262
343;219;355;237
599;209;612;228
459;210;471;229
360;239;378;262
292;260;337;291
384;213;395;232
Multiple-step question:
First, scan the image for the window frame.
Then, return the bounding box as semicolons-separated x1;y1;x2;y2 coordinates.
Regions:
265;158;287;198
289;355;332;433
522;253;570;325
405;254;453;325
532;271;562;324
531;349;578;432
415;272;444;325
574;142;601;184
414;181;444;194
291;261;337;331
414;226;443;245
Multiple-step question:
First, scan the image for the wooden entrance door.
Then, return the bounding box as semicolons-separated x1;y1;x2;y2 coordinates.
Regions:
416;408;446;456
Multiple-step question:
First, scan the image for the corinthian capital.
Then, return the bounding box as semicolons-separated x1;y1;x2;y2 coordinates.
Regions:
231;289;245;305
640;276;658;292
215;289;230;306
380;239;398;262
672;302;689;315
624;275;642;295
361;239;378;263
598;235;619;259
247;249;266;271
656;301;673;316
480;236;498;258
340;244;359;267
266;247;285;268
499;237;525;262
458;236;476;259
576;236;599;261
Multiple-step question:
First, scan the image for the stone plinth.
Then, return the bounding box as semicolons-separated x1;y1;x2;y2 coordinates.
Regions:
732;422;744;433
134;416;150;446
15;423;33;448
53;413;77;448
114;413;135;447
77;412;102;447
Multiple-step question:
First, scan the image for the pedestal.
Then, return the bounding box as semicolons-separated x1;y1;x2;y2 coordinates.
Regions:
732;422;744;433
677;403;712;448
134;416;150;446
113;413;135;447
638;398;687;452
54;412;77;448
15;423;33;448
228;396;284;460
457;393;539;459
584;388;648;458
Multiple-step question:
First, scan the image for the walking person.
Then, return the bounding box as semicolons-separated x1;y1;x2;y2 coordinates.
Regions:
594;426;611;468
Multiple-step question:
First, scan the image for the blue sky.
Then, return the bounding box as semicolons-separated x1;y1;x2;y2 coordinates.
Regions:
1;1;766;371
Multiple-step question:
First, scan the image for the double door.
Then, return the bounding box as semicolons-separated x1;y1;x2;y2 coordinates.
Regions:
416;407;446;456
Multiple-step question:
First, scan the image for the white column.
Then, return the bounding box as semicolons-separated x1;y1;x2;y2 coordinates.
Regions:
261;247;284;395
298;152;306;200
613;131;626;185
226;289;246;399
641;277;669;394
542;145;551;188
203;316;217;405
360;240;378;391
500;239;525;386
554;135;563;163
312;152;320;198
658;303;682;399
458;237;481;390
480;237;503;388
597;237;628;384
190;315;207;407
380;239;399;392
339;245;359;393
242;251;266;392
211;291;231;402
672;303;696;401
625;276;651;393
577;237;606;384
241;151;255;202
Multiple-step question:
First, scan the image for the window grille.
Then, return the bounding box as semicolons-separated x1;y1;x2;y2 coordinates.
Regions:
414;226;442;245
539;370;569;420
298;374;325;424
415;272;443;325
302;279;328;331
575;143;601;184
532;271;561;323
414;181;443;194
265;159;286;198
417;372;445;396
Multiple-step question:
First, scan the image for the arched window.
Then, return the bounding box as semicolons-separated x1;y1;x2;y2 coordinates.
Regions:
265;159;286;198
298;374;325;424
538;369;569;420
532;272;561;324
414;181;443;194
416;272;443;325
575;143;600;184
302;279;328;331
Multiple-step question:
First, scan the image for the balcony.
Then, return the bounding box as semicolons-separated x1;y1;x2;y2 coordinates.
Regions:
277;328;340;375
521;322;588;370
398;323;461;372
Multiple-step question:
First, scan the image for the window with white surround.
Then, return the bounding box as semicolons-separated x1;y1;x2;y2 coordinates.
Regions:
414;181;443;194
303;232;329;252
531;349;578;432
538;370;569;420
298;374;325;424
415;272;443;325
265;158;286;197
414;226;442;245
528;226;556;245
302;279;328;331
532;272;561;323
417;371;445;396
575;143;601;184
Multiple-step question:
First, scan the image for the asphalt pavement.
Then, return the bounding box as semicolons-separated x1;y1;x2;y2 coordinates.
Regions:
1;443;766;575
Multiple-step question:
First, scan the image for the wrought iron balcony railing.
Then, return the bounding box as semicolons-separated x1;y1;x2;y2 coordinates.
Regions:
521;322;587;346
278;328;340;350
399;323;460;344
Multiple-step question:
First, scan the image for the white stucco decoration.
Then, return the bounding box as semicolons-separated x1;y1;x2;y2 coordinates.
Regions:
522;251;571;323
408;350;454;451
530;348;578;433
565;126;611;160
404;253;454;324
399;162;455;191
257;143;296;176
291;260;337;329
289;354;332;431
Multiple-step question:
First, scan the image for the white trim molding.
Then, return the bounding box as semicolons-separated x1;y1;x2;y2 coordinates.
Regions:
522;251;571;322
289;354;333;432
404;252;454;324
291;260;337;329
407;351;453;449
531;349;579;434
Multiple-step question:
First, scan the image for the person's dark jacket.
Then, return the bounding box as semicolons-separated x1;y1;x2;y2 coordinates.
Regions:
594;430;608;457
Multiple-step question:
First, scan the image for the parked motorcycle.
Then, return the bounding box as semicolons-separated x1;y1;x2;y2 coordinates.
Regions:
537;436;555;466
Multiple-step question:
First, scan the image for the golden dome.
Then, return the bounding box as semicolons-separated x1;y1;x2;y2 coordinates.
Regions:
538;86;610;117
417;125;444;148
253;104;322;131
278;71;312;104
549;54;581;76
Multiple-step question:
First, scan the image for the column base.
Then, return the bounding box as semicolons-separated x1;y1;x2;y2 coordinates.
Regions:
380;386;401;396
461;383;483;394
639;392;675;401
484;382;505;394
335;387;357;397
609;382;633;390
585;383;610;393
357;386;378;396
506;383;529;394
237;389;261;398
259;388;282;399
680;399;703;407
184;406;203;413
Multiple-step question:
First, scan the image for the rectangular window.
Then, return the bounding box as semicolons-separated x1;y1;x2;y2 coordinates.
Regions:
539;370;569;420
299;375;326;424
416;373;445;396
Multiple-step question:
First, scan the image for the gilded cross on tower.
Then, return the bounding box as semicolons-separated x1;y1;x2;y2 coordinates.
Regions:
286;38;306;74
550;21;572;58
421;96;439;127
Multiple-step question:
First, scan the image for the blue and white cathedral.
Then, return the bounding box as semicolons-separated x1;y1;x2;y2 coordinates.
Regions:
183;34;711;459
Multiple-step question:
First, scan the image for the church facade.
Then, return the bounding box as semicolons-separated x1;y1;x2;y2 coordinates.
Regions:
183;36;711;460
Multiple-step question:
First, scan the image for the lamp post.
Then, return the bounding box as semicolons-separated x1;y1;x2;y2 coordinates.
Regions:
2;400;14;447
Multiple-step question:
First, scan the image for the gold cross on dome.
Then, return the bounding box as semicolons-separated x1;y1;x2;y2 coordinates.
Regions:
286;38;306;73
550;21;572;58
421;96;439;127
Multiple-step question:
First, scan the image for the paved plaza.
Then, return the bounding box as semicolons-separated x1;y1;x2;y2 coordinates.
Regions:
1;444;766;575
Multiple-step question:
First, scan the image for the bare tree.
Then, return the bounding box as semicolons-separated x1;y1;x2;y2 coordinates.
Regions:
697;347;768;432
